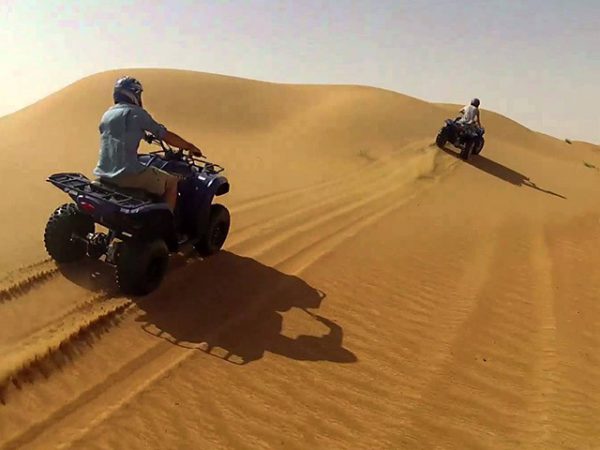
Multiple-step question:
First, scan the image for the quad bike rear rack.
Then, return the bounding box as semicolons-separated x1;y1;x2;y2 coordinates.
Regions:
47;173;154;211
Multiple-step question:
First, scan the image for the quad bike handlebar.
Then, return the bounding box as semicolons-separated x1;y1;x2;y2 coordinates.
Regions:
142;133;225;174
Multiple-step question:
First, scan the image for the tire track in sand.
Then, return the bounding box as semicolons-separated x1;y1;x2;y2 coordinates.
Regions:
227;152;400;215
0;149;396;302
0;145;450;449
542;218;600;448
0;155;397;394
401;220;562;449
0;260;58;304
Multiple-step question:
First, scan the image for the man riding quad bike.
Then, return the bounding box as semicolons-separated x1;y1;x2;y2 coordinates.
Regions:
43;76;231;295
436;98;485;160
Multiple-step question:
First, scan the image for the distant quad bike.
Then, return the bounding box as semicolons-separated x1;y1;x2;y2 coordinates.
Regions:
436;118;485;160
44;134;231;296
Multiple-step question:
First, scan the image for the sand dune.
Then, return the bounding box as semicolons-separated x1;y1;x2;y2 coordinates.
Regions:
1;69;599;449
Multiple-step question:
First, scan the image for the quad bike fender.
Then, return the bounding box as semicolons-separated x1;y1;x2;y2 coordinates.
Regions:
208;176;230;197
74;195;119;217
190;175;230;232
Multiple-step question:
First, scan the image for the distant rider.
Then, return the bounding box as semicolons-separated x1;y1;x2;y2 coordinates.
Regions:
93;76;202;213
457;98;482;131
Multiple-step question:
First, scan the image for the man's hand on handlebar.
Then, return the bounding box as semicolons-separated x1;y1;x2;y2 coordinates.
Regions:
183;144;203;157
145;130;204;157
162;130;203;156
190;144;203;157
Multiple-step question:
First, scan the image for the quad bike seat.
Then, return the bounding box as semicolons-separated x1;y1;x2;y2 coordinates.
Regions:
92;178;162;203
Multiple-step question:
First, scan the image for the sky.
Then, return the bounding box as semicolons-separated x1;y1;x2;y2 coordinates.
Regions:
1;0;598;143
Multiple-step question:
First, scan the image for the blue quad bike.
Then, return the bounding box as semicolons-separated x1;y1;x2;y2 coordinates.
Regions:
436;118;485;160
44;134;231;296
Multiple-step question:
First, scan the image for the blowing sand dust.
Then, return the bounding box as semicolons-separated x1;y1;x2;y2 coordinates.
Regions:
1;69;600;449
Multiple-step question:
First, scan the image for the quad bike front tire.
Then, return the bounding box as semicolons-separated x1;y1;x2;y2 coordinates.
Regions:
460;140;476;160
116;238;169;296
435;129;448;148
195;204;231;257
44;203;94;263
472;136;485;155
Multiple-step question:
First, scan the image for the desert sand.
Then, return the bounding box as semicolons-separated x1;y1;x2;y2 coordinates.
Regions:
1;69;600;449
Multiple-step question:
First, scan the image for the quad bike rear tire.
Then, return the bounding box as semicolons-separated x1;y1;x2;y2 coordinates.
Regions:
44;203;94;263
116;238;169;296
195;204;231;257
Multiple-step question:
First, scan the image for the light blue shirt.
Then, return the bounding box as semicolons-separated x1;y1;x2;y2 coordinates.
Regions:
93;103;167;179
